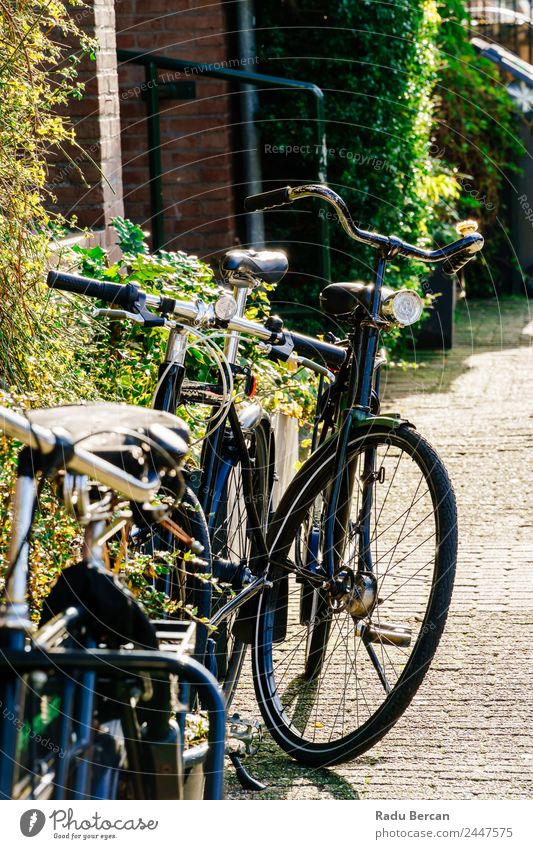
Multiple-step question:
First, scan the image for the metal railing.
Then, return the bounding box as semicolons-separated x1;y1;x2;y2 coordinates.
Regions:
117;49;330;281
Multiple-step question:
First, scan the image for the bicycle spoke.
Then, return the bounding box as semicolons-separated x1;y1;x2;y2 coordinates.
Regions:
256;427;456;758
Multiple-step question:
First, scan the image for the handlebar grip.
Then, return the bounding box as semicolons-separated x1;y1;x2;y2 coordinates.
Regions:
244;186;292;212
441;233;484;276
441;248;477;276
47;271;135;307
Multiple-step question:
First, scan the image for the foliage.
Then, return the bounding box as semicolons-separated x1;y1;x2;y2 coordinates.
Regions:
0;4;96;607
62;219;220;408
254;0;455;327
434;0;524;295
0;393;80;616
0;1;95;394
1;218;319;614
58;218;319;428
254;0;521;315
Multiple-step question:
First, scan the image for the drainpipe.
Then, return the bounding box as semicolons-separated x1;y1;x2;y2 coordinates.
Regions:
236;1;265;248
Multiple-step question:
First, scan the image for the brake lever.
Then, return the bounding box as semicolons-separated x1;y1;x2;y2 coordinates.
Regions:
290;355;336;384
93;308;146;323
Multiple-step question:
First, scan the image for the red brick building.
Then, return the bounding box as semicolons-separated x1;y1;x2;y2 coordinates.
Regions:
51;0;247;261
115;1;238;258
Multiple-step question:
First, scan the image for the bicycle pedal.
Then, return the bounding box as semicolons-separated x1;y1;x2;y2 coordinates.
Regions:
356;621;411;647
227;713;263;756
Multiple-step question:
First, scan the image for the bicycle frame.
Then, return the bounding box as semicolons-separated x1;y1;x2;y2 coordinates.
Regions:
150;288;272;610
150;249;395;604
302;254;396;582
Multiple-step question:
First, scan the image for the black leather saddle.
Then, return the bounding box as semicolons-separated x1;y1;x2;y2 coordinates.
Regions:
26;403;189;476
220;248;288;286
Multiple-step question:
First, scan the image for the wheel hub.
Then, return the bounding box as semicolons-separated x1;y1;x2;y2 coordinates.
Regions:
330;570;378;618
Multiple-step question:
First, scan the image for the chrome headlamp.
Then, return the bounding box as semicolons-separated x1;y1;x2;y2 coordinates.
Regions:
381;289;423;327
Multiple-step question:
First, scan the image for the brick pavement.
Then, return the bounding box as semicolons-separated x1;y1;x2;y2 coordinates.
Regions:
226;297;533;799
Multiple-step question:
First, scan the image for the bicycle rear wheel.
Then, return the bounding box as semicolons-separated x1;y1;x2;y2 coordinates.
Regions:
141;485;212;662
253;424;457;766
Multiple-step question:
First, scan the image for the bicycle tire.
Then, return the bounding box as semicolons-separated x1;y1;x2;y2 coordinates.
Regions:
209;420;272;705
253;423;457;766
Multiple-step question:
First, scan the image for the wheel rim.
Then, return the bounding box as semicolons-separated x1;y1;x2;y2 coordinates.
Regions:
257;429;453;751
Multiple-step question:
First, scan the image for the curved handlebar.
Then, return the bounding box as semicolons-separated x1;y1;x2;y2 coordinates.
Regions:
244;184;484;275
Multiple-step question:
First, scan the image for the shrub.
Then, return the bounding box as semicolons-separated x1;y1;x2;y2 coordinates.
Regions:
0;0;94;396
55;218;319;428
434;0;523;295
253;0;520;314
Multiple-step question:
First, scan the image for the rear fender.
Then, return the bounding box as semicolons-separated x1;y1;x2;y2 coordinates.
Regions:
231;404;274;644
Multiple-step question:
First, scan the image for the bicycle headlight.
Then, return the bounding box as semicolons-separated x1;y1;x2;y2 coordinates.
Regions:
381;289;423;327
214;293;238;321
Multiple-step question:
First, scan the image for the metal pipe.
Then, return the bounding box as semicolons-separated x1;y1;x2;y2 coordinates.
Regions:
223;286;249;364
210;574;272;628
0;649;226;801
236;0;265;248
146;62;164;250
5;475;37;615
117;48;330;281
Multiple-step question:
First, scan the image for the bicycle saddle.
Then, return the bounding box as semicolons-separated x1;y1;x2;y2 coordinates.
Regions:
25;403;189;476
220;248;288;286
41;560;159;650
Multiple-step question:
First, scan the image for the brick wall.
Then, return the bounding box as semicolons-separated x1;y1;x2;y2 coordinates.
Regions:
48;0;123;244
115;0;237;260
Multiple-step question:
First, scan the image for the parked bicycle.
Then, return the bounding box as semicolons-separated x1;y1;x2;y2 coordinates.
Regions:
0;403;225;799
45;183;483;767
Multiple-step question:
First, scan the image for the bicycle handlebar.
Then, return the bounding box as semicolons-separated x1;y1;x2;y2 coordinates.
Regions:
47;271;139;307
0;406;160;503
244;184;484;275
244;186;292;213
47;272;346;370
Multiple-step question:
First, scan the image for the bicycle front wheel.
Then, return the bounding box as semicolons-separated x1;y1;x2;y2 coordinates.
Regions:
253;424;457;766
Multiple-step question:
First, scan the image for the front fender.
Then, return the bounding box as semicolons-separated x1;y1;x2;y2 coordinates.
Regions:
351;412;415;432
352;413;414;430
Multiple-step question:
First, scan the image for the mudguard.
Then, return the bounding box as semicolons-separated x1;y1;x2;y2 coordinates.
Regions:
352;412;415;432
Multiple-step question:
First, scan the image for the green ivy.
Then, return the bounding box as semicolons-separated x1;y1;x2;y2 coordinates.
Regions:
434;0;523;295
254;0;453;324
253;0;520;314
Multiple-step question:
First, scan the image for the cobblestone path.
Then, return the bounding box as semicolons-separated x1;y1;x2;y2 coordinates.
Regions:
226;297;533;800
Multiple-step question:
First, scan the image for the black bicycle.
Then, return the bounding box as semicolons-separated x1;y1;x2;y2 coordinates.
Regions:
47;183;483;766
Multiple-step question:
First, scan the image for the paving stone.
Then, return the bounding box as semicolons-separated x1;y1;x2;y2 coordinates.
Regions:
226;298;533;800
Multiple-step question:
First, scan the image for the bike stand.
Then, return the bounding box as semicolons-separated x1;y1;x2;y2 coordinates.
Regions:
228;752;266;791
